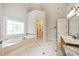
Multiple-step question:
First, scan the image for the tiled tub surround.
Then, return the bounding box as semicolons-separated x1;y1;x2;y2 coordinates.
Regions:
2;34;36;55
3;38;36;55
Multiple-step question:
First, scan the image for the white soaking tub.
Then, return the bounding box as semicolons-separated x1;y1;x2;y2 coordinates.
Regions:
2;35;36;48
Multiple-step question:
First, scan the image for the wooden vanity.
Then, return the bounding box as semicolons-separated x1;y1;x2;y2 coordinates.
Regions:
60;35;79;56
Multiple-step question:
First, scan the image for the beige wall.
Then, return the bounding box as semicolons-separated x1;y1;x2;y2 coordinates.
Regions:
0;4;2;56
0;4;2;40
41;3;79;40
1;3;78;40
1;3;28;39
41;4;68;41
57;18;68;36
26;3;69;41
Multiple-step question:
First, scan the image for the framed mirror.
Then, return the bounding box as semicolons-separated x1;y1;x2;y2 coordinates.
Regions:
68;15;79;39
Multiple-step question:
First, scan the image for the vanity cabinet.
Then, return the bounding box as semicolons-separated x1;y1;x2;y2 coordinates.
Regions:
60;36;79;56
57;18;79;56
57;18;68;55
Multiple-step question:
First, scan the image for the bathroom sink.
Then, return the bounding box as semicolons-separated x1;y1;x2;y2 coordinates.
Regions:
62;35;79;45
0;41;2;44
72;34;79;40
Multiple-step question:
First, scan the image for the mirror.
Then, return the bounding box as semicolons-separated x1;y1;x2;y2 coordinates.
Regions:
68;15;79;39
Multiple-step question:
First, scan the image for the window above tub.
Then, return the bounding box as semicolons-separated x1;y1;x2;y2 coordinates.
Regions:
6;17;24;35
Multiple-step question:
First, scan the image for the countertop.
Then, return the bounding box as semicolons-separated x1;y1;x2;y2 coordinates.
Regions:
62;35;79;45
61;35;79;56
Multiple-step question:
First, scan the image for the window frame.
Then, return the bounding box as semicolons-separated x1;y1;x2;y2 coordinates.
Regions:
5;16;25;36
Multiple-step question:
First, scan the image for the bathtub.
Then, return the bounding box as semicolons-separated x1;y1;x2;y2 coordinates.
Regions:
2;35;36;48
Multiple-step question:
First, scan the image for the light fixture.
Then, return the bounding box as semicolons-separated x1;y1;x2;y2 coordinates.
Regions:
67;6;76;18
76;6;79;16
67;6;79;18
67;9;75;18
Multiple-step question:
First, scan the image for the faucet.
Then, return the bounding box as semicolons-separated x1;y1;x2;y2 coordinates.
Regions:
72;34;79;39
0;40;2;44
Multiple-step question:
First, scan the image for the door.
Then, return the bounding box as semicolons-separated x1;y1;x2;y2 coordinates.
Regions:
36;20;44;40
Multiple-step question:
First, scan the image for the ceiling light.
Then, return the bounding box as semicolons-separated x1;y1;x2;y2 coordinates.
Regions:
76;6;79;16
67;6;76;18
67;9;75;18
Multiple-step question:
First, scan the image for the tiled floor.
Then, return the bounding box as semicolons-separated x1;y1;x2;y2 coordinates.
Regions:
19;41;57;56
64;45;79;56
3;40;79;56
